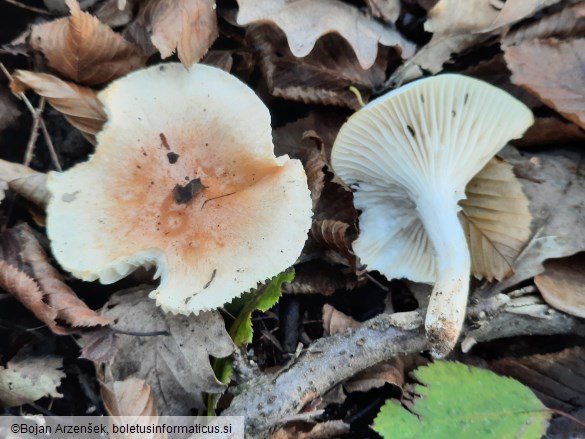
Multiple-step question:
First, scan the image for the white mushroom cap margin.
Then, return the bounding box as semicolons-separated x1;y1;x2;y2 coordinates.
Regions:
47;63;312;315
332;74;533;357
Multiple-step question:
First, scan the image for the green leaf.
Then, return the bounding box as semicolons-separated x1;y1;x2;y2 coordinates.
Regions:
373;361;551;439
229;270;294;346
207;270;294;415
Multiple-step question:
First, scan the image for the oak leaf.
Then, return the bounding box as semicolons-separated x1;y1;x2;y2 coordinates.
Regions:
11;70;107;141
0;354;64;408
130;0;218;67
505;38;585;129
30;0;145;86
460;157;532;281
237;0;415;69
0;224;111;334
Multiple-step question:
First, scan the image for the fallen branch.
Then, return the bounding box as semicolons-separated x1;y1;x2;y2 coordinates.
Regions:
224;294;585;438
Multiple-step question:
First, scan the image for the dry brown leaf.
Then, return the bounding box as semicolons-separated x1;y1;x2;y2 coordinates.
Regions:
78;327;117;362
101;377;158;418
30;0;145;86
0;159;50;207
270;420;350;439
283;260;359;295
249;25;390;110
131;0;218;67
388;0;565;85
0;224;111;334
490;347;585;414
517;116;585;147
534;253;585;318
0;353;64;408
311;220;353;262
503;2;585;46
237;0;415;70
100;286;234;414
460;157;532;281
493;147;585;293
505;38;585;129
305;147;327;208
95;0;135;27
322;304;360;335
11;70;107;140
344;359;405;393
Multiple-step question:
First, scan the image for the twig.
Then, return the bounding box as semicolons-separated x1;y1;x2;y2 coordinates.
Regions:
2;0;50;14
224;294;585;438
112;328;170;337
39;117;62;171
23;97;45;167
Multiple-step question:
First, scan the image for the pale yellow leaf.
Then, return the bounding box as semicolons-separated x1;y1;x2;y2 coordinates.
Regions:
0;354;64;408
11;70;107;140
460;157;532;281
236;0;415;69
30;0;145;86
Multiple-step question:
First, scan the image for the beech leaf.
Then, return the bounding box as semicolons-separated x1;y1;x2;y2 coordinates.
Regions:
10;70;107;140
0;225;111;334
460;157;532;281
30;0;145;86
100;376;158;418
131;0;218;67
505;38;585;129
236;0;415;70
0;354;64;408
373;362;551;439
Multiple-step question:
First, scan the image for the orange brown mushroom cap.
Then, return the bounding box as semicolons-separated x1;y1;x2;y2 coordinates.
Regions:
46;63;312;314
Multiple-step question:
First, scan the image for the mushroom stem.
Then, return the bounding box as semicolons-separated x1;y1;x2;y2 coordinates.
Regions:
417;189;470;358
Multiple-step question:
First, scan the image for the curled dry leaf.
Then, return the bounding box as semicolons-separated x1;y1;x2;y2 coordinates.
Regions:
270;420;350;439
505;38;585;129
30;0;145;86
100;376;158;418
503;2;585;46
0;224;111;334
237;0;415;70
249;25;390;110
494;148;585;293
0;353;64;408
100;287;234;414
534;253;585;318
344;358;408;393
460;157;532;281
311;220;354;264
10;70;107;140
517;116;585;148
0;159;49;208
388;0;565;85
283;260;358;295
322;303;360;335
130;0;218;67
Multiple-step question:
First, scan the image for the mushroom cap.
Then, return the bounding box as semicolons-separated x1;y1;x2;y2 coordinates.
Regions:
47;63;312;314
331;74;533;282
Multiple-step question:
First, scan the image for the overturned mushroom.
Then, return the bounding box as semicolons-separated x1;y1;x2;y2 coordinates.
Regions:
47;63;312;314
331;74;533;357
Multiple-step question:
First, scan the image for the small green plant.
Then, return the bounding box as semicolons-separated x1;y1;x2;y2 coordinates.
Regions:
207;270;294;414
373;361;551;439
